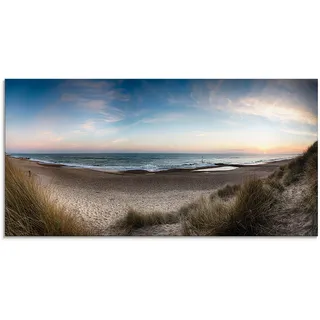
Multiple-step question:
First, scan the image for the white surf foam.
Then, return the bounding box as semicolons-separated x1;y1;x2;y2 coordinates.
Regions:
193;166;238;172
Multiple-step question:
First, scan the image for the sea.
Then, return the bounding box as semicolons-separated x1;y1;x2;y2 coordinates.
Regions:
9;152;299;172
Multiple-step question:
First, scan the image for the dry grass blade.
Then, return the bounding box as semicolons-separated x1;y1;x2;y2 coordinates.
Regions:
5;157;91;236
216;184;241;199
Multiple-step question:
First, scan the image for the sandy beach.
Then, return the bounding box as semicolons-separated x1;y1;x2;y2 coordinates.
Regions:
9;157;291;235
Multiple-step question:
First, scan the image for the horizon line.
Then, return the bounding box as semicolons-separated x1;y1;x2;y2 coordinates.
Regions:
7;151;301;155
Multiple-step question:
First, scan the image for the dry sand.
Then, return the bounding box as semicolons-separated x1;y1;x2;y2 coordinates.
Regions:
10;157;290;235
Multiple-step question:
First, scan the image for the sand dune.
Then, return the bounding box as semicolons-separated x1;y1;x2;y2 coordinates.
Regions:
10;157;290;235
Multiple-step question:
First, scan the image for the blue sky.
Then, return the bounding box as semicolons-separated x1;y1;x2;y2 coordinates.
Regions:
5;79;318;153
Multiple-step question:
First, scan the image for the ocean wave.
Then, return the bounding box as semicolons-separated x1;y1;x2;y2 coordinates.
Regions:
29;158;57;164
13;153;298;172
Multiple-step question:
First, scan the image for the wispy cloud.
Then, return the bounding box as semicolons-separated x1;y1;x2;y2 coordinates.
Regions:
227;97;318;125
81;120;95;131
61;80;130;103
112;138;129;144
99;110;125;122
187;80;318;126
61;93;126;123
72;130;87;134
82;99;106;110
74;120;118;136
41;131;64;142
62;80;115;90
106;89;130;101
281;129;318;137
59;80;130;127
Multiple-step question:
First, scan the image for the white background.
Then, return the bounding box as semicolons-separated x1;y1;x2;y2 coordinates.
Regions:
0;1;319;319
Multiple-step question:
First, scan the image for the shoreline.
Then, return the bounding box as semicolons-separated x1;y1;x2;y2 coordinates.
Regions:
7;155;295;175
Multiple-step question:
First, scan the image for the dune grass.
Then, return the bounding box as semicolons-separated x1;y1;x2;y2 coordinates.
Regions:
265;177;285;192
118;141;318;236
182;178;278;235
111;208;181;234
5;157;91;236
180;196;233;235
281;142;318;186
301;143;318;235
216;184;241;199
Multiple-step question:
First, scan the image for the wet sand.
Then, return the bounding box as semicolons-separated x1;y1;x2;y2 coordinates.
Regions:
9;157;290;235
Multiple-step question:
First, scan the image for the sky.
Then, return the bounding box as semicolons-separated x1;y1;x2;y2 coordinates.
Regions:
5;79;318;154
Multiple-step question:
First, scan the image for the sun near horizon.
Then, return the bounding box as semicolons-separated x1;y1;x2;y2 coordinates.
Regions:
5;79;318;154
